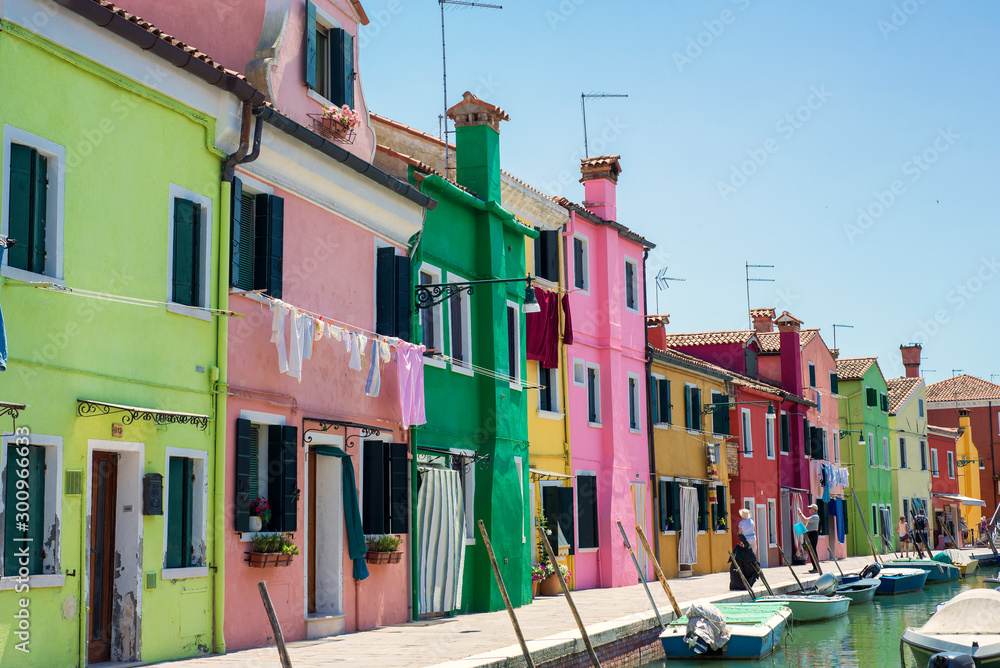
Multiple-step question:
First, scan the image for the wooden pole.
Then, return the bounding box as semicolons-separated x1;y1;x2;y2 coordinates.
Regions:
728;550;756;600
851;491;884;565
753;562;775;596
538;526;602;667
257;581;293;668
478;520;536;668
801;532;824;575
827;547;845;579
636;525;683;619
776;548;807;592
616;521;665;629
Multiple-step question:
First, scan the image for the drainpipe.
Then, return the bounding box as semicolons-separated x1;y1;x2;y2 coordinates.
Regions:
222;102;264;183
990;402;997;519
642;248;659;565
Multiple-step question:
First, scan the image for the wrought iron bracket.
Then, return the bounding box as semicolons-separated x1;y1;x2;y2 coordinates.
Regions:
0;402;25;425
77;400;208;430
417;446;491;473
414;276;534;312
702;400;774;416
302;417;382;450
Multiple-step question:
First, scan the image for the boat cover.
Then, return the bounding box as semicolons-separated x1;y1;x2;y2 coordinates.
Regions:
684;601;732;651
942;549;972;566
919;589;1000;634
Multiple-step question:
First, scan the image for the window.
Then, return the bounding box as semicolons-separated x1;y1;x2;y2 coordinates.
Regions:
931;449;939;477
883;436;890;470
628;374;641;431
538;366;558;413
507;301;521;389
832;432;841;462
744;347;758;379
533;229;560;282
651;376;671;425
573;359;586;386
710;391;730;435
741;409;753;456
418;267;444;365
920;439;928;471
808;423;822;459
3;129;65;282
624;257;638;311
830;372;839;395
572;235;589;290
541;483;574;555
447;272;472;374
170;191;213;310
419;451;474;541
918;398;925;418
659;479;680;532
691;483;708;532
767;499;778;547
231;177;282;299
808;363;816;388
816;390;821;413
712;484;728;531
866;386;878;407
871;504;879;536
947;451;955;479
880;393;889;413
779;414;790;454
1;433;62;582
164;449;207;573
234;418;297;533
577;474;599;548
305;2;355;108
685;384;702;431
899;437;908;469
822;429;829;460
762;415;773;458
868;432;875;466
361;441;409;535
376;247;411;341
587;364;601;425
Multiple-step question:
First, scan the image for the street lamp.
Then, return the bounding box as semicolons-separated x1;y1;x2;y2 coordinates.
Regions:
839;429;866;447
414;275;539;314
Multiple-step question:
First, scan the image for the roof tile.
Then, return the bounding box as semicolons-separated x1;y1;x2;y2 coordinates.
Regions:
835;357;877;380
886;376;923;414
927;374;1000;402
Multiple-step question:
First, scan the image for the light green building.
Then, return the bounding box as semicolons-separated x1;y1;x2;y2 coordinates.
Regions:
888;374;931;549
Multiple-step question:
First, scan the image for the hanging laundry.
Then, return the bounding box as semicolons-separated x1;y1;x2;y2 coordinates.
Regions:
313;318;324;343
396;342;427;429
302;316;315;362
348;332;363;371
525;287;559;369
365;339;383;398
270;301;289;374
287;311;307;381
561;292;574;345
357;333;368;368
822;463;831;504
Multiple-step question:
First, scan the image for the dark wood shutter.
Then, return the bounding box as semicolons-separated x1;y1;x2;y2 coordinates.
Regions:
378;247;413;341
691;388;701;431
331;28;354;108
166;457;193;569
712;394;729;435
395;254;411;341
577;474;598;549
684;386;692;429
716;484;728;526
304;1;317;89
389;443;408;534
234;418;253;532
809;364;816;387
573;237;584;288
508;306;517;380
230;177;247;289
881;393;888;412
661;379;671;424
4;444;45;576
780;414;790;453
7;144;33;271
558;486;575;555
362;441;387;534
745;348;758;379
649;377;659;423
587;367;597;423
542;485;559;548
280;425;298;531
669;481;681;531
658;480;668;532
536;230;559;282
254;194;284;299
629;377;637;429
817;499;828;535
866;387;877;407
28;150;46;274
343;30;355;109
625;262;635;309
803;419;811;457
811;426;823;459
830;372;839;395
696;484;708;531
172;198;199;306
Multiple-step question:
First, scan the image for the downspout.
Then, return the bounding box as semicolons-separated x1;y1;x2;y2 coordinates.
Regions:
990;401;996;519
642;248;659;565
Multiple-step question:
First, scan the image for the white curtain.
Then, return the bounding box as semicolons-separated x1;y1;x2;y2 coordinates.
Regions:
679;485;698;566
418;468;466;614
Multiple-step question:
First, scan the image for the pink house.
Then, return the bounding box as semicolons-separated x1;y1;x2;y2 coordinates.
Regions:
557;156;655;589
114;0;433;651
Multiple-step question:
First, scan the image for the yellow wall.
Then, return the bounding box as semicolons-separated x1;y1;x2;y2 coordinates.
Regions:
957;414;984;529
889;382;932;550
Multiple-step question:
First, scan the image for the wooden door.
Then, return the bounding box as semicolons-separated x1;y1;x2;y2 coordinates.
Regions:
88;451;118;664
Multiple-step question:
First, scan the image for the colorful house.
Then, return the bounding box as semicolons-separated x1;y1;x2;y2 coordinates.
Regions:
928;424;962;549
836;357;894;556
0;0;261;663
557;156;654;589
886;347;930;552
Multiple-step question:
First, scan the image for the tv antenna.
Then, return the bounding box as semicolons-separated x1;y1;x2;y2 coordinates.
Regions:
440;0;502;178
745;262;774;330
654;266;685;314
832;324;854;351
581;92;627;158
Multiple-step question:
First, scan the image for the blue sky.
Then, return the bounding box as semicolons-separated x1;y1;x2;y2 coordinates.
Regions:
359;1;1000;384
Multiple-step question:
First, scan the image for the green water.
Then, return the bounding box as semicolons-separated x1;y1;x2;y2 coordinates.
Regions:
642;574;991;668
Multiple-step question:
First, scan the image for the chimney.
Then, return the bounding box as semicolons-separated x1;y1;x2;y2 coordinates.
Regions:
774;311;803;395
447;91;510;203
750;308;776;333
900;344;922;378
646;314;670;350
580;155;621;221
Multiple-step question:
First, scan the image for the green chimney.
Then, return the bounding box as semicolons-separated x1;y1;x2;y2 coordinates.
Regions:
447;91;509;204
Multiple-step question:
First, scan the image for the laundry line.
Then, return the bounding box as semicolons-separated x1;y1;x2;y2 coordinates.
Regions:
427;351;543;391
15;281;241;317
237;289;394;346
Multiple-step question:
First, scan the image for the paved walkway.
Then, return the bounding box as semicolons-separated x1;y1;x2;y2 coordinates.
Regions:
155;553;972;668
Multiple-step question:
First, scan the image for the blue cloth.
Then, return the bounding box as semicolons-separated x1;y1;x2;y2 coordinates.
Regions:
311;444;369;580
832;498;846;543
0;245;6;371
822;464;831;504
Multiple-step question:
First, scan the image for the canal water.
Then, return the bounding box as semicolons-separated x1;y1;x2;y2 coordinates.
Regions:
642;572;992;668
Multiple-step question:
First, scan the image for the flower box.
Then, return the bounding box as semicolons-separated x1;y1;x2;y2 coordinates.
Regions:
246;551;294;568
365;551;402;565
307;113;357;144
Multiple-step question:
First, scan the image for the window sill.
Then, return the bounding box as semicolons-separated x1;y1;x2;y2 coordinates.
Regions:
1;265;64;286
168;302;212;322
629;428;642;435
654;423;671;431
162;566;209;580
661;530;677;536
715;530;727;535
509;382;522;392
0;573;65;590
588;421;602;429
424;357;447;370
536;410;564;421
307;87;336;110
463;537;476;547
577;547;599;553
451;362;474;377
742;452;753;458
766;454;776;460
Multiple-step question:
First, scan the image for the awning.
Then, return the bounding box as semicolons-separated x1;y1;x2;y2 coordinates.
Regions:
933;493;986;507
530;468;573;481
77;399;209;431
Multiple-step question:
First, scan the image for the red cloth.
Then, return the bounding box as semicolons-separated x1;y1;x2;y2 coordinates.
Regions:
526;287;559;369
562;293;573;345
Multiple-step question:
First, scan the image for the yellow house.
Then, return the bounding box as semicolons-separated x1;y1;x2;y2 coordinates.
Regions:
886;375;931;548
649;345;733;578
956;410;984;531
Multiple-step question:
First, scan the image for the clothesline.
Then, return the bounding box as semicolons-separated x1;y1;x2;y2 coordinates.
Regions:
20;282;241;317
428;351;543;390
238;290;392;345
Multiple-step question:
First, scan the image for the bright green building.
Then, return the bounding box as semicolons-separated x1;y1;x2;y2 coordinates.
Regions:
0;2;262;664
408;93;537;615
836;357;895;556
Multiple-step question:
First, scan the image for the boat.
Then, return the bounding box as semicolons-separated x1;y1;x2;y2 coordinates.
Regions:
876;567;929;594
902;589;1000;667
959;559;981;578
753;594;851;622
834;578;880;604
941;549;981;578
659;602;792;660
887;558;961;582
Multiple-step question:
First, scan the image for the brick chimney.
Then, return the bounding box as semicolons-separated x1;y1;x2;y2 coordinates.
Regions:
774;311;803;396
447;91;510;203
750;308;776;333
646;314;670;349
580;155;621;221
900;344;922;378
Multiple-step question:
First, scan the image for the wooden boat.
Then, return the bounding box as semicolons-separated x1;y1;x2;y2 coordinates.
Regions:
959;559;981;578
887;558;960;582
834;578;879;604
903;589;1000;667
659;602;791;660
754;594;851;622
876;567;928;594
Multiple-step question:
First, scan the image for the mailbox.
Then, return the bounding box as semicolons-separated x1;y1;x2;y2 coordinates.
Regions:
143;473;163;516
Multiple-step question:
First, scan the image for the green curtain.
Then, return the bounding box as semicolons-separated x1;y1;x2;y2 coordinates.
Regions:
312;445;369;580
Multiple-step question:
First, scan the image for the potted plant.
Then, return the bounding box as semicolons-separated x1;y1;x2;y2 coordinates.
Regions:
249;496;271;532
534;515;570;596
321;104;361;139
365;534;403;565
246;532;299;568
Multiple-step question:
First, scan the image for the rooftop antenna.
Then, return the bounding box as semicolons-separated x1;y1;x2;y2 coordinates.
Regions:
991;374;1000;384
654;266;685;314
581;92;627;158
953;369;964;378
745;262;774;330
832;324;854;351
440;0;502;178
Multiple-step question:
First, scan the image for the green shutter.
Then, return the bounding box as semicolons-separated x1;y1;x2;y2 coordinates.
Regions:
280;426;297;532
662;379;671;425
649;378;659;424
684;386;691;429
376;247;395;337
230;177;243;288
395;254;411;341
7;144;32;271
166;457;193;569
577;474;598;549
866;387;877;407
362;441;386;534
389;443;408;534
717;484;728;523
830;373;839;395
658;480;668;532
780;414;790;453
557;486;575;556
4;444;45;576
254;194;283;299
669;481;681;531
343;30;355;109
809;364;816;388
305;1;317;89
172;198;199;306
696;484;708;531
28;150;46;274
691;388;701;431
234;419;253;532
712;394;729;435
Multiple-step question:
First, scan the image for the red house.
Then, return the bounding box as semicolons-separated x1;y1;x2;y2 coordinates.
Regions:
928;425;961;548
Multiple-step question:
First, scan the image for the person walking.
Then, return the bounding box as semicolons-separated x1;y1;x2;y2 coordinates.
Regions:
738;507;757;555
897;515;911;557
912;508;929;558
797;503;821;573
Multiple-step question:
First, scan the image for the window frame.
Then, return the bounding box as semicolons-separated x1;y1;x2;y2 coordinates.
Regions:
623;255;639;313
576;471;600;549
627;372;642;433
741;408;753;456
767;498;778;547
868;432;875;466
305;4;356;110
536;365;561;417
899;437;908;470
765;413;776;459
167;184;213;320
1;126;66;284
947;451;955;479
447;270;473;377
918;398;925;418
162;446;209;579
586;362;601;427
871;504;879;536
572;233;590;292
237;410;286;542
883;436;890;471
506;300;522;391
931;448;939;477
920;439;928;471
572;358;586;386
418;263;445;368
808;362;816;388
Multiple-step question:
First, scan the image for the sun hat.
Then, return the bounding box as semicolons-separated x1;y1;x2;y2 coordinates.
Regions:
808;503;818;510
739;508;752;519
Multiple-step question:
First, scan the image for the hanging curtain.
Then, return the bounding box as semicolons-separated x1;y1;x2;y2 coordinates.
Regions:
679;485;698;567
312;445;369;580
418;468;466;614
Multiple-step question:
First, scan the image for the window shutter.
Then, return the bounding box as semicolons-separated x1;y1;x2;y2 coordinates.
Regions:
780;414;790;453
811;426;823;459
234;419;253;532
830;373;839;395
254;194;283;298
817;499;828;535
866;387;877;407
362;441;387;534
376;247;395;337
809;364;816;387
577;475;598;549
541;485;559;548
662;379;671;424
658;480;668;532
343;30;355;109
166;457;193;569
7;144;33;271
305;1;317;89
745;348;758;379
691;388;701;430
542;230;559;281
696;484;708;531
28;150;47;274
717;484;728;523
172;198;198;306
395;254;411;341
557;486;575;556
281;425;298;531
230;177;243;288
669;481;681;531
625;262;635;308
574;238;584;288
4;444;45;576
712;394;729;435
389;442;408;534
649;378;658;424
587;368;597;423
684;386;691;429
331;28;354;108
803;419;810;457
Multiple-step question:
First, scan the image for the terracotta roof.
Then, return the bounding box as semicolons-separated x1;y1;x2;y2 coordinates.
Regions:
774;311;803;325
928;424;961;439
651;346;785;399
551;197;654;249
927;374;1000;403
446;91;510;122
370;112;455;150
886;376;923;414
756;329;819;353
501;170;551;200
836;357;877;381
750;308;775;318
661;330;753;348
375;144;439;177
580;155;622;169
646;314;671;327
350;0;370;25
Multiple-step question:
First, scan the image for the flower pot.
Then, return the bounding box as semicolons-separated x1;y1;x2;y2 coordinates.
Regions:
531;580;540;598
249;516;262;532
365;550;402;565
246;552;294;568
539;573;562;596
322;116;350;139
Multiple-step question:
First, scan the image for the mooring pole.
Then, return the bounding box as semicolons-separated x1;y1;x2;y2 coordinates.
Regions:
258;581;292;668
539;526;603;667
617;521;665;629
827;547;845;579
753;563;776;596
636;525;683;619
851;491;884;565
777;547;807;592
728;550;757;600
478;520;536;668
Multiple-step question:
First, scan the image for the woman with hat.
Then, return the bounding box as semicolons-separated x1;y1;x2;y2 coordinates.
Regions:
797;502;821;573
738;507;756;555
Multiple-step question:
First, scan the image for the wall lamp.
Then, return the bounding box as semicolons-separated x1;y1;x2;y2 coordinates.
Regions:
957;458;983;468
839;429;865;446
414;275;539;313
702;400;775;416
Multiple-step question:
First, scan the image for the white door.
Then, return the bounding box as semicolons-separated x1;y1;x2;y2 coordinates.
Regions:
756;504;768;568
631;481;649;577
